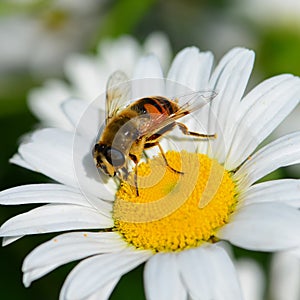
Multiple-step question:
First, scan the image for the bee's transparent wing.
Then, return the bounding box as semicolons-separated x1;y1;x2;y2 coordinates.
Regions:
106;70;131;124
141;90;217;138
170;90;217;114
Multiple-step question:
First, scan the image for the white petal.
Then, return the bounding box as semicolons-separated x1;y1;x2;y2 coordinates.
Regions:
28;79;72;128
226;75;300;169
60;98;89;129
72;128;116;201
9;153;35;171
0;182;109;246
132;55;165;99
207;48;255;163
209;47;254;112
64;54;104;100
166;47;214;95
144;32;172;72
270;252;300;300
133;54;164;79
241;179;300;207
15;128;114;200
241;74;294;111
2;236;22;246
179;244;242;300
22;231;125;286
273;101;300;137
218;202;300;251
23;231;124;271
16;128;77;187
61;98;105;141
23;263;63;288
235;132;300;189
196;51;214;89
144;253;187;300
0;204;112;238
86;278;120;300
235;258;265;300
0;184;90;207
206;245;243;300
60;248;151;300
177;247;212;300
209;47;245;87
97;35;141;78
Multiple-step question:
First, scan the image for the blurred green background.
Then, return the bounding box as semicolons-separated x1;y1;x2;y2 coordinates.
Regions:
0;0;300;299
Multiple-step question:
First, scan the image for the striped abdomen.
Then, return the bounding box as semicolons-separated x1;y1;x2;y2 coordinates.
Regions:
129;96;179;117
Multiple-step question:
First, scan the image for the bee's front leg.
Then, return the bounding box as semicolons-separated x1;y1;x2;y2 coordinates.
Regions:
129;154;139;197
117;167;129;181
156;142;184;175
134;164;139;197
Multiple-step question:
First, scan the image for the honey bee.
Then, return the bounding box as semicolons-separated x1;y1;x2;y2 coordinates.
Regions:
93;71;216;195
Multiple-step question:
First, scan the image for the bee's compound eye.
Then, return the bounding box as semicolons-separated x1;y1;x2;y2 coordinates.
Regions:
106;148;125;167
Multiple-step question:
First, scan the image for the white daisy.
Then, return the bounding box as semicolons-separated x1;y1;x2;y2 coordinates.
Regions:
1;47;300;300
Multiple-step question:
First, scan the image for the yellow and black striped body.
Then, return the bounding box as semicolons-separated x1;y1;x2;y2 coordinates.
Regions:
99;96;184;151
129;96;179;117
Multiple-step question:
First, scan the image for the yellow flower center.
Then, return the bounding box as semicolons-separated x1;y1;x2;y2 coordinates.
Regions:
113;151;237;252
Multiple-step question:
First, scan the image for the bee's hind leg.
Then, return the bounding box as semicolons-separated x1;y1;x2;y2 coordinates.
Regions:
176;122;216;139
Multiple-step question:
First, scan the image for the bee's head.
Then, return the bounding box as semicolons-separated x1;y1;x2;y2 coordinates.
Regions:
93;143;125;177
